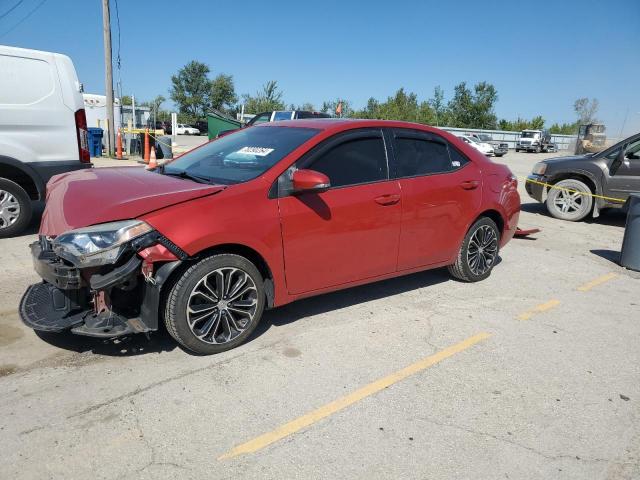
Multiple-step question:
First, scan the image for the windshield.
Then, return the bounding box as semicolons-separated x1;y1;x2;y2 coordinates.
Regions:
477;134;492;142
162;126;320;185
467;136;480;143
521;131;538;138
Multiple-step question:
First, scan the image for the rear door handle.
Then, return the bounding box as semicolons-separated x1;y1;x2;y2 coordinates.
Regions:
460;180;480;190
374;194;400;206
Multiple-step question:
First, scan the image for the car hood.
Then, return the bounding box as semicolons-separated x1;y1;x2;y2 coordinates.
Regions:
542;154;590;165
40;167;226;236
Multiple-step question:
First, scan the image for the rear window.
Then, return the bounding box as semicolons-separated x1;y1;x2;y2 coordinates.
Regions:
395;137;454;176
273;111;293;121
162;126;320;185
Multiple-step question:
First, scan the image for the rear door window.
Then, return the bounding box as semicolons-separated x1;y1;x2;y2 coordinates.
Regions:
392;129;465;177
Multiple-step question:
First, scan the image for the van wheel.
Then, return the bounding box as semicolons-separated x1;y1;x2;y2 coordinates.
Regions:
164;254;265;355
448;217;500;282
0;179;33;238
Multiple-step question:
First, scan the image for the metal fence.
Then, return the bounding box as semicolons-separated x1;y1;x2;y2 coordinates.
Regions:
438;126;577;151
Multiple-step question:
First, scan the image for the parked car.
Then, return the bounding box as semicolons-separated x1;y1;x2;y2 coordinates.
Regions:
175;124;200;135
20;119;520;354
526;132;640;221
470;133;508;157
194;120;208;136
155;121;172;135
516;129;553;153
456;134;494;156
0;45;92;237
246;110;332;127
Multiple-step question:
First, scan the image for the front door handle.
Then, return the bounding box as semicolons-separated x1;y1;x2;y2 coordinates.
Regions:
374;194;400;206
460;180;480;190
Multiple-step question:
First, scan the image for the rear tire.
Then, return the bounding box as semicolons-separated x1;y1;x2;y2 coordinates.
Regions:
545;179;593;222
448;217;500;282
0;178;33;238
164;254;265;355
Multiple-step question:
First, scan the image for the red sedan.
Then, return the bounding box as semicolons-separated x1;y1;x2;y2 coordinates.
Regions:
20;119;520;354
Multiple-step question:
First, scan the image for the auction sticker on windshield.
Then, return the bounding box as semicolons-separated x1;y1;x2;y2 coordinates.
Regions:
237;146;274;156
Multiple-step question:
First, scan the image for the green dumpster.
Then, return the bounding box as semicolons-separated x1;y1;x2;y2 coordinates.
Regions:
207;109;242;140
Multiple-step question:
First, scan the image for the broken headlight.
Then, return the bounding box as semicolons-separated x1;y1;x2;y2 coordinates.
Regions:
53;220;153;267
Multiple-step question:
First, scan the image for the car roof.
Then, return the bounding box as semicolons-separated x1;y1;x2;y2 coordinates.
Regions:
258;118;447;134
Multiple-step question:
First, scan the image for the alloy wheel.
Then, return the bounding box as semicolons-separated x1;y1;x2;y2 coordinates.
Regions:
0;190;21;229
186;267;258;344
466;225;498;276
553;189;585;215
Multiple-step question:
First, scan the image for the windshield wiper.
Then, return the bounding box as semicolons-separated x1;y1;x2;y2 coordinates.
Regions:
159;167;213;184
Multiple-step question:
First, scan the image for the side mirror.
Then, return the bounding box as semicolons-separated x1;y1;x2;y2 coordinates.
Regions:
292;169;330;194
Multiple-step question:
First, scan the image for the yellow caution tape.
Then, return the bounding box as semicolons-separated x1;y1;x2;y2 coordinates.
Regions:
523;177;626;203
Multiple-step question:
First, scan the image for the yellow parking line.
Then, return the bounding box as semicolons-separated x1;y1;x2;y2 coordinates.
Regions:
217;332;491;460
517;299;561;321
577;273;618;292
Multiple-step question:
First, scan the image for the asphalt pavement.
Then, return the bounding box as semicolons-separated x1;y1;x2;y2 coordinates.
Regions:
0;149;638;480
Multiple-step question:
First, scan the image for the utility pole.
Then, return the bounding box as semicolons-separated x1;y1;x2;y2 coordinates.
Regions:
101;0;115;157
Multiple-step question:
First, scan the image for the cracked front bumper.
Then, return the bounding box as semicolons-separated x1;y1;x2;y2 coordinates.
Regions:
20;240;180;338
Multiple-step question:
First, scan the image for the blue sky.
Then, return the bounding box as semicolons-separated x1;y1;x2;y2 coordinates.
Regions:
1;0;639;135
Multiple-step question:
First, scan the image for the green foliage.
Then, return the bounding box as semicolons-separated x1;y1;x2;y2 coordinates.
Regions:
428;86;448;126
121;95;132;106
352;88;435;124
549;122;579;135
242;80;286;113
210;74;238;112
321;99;353;117
170;61;238;119
498;116;547;131
447;81;498;129
170;61;212;118
289;102;316;111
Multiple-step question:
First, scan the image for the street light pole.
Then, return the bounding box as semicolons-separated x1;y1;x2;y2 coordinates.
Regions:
101;0;115;157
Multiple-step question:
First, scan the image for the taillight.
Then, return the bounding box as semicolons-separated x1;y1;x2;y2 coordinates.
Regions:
74;109;90;163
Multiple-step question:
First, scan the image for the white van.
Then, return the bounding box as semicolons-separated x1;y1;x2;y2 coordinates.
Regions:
0;45;92;237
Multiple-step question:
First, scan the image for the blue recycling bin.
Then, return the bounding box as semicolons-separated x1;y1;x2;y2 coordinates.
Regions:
87;128;104;157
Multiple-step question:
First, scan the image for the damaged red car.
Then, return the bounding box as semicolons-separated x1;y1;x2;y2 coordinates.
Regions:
20;120;520;354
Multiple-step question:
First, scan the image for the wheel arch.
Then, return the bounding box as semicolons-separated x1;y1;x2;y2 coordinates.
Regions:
475;209;505;236
190;243;276;308
547;171;597;195
0;156;43;200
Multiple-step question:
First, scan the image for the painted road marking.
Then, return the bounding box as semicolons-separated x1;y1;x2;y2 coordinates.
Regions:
577;273;618;292
217;332;491;460
517;299;561;321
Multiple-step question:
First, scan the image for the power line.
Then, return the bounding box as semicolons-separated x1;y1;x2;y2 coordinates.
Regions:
0;0;48;39
0;0;25;20
113;0;121;69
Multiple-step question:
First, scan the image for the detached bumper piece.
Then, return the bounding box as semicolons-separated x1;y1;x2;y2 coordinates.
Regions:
20;282;88;332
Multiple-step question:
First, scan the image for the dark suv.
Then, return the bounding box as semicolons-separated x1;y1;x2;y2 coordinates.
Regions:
526;132;640;221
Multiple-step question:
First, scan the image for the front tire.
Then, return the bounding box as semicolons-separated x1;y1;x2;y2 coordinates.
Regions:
0;178;33;238
545;179;593;222
448;217;500;282
164;254;265;354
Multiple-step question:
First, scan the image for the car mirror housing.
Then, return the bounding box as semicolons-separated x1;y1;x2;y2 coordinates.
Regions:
292;169;330;194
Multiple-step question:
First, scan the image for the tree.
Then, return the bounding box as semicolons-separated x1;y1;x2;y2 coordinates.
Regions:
428;86;447;126
351;88;434;123
574;97;599;124
447;81;498;129
242;80;286;113
289;102;316;111
321;99;353;117
210;74;237;112
170;61;213;118
121;95;132;106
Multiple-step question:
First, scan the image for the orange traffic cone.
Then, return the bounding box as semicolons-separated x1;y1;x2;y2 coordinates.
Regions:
146;146;157;169
116;129;123;159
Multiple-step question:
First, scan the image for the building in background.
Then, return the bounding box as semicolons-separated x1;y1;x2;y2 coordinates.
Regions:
83;94;150;132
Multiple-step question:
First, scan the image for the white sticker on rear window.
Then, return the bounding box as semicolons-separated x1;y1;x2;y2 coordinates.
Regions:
452;160;461;167
236;146;274;156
